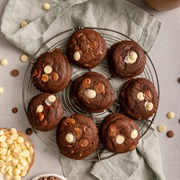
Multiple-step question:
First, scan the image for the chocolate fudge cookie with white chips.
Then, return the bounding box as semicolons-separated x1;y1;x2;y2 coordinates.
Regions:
56;114;99;160
67;28;107;68
71;72;114;113
100;113;140;153
27;93;63;131
119;78;159;120
108;40;146;79
31;48;72;93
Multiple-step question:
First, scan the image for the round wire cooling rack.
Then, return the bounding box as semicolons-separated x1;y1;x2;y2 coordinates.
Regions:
22;27;160;161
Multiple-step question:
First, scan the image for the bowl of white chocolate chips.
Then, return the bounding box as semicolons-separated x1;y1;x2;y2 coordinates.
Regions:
0;128;35;180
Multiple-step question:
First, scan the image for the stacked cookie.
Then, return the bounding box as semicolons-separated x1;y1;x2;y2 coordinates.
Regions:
26;28;159;160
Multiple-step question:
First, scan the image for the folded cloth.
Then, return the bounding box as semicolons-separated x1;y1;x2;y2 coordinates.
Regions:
1;0;165;180
1;0;161;56
59;124;166;180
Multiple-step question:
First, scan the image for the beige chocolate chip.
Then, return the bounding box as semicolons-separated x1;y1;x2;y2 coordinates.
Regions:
158;125;166;132
65;133;74;143
144;90;153;102
20;54;28;62
137;92;144;101
115;134;125;144
167;112;175;119
73;51;81;61
37;112;44;121
44;65;52;74
144;101;153;111
0;58;8;66
52;72;59;81
42;3;51;10
0;87;4;94
65;118;76;126
94;83;105;94
36;104;44;113
82;78;92;88
20;21;28;28
131;130;138;139
84;89;96;99
41;74;49;82
108;125;118;137
79;139;89;147
75;127;82;138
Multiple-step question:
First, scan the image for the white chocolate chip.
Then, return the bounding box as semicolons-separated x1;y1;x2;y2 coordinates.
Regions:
0;87;4;94
84;89;96;99
20;54;28;62
115;134;125;144
0;58;8;66
131;129;138;139
130;51;138;61
167;112;175;119
36;104;44;113
20;21;28;28
73;51;81;61
42;3;51;10
44;65;52;74
10;128;17;134
158;125;166;132
144;101;153;111
45;95;56;106
137;92;144;101
48;95;56;103
65;133;74;143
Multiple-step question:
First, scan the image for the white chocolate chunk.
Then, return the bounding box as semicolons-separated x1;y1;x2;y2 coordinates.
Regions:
131;130;138;139
0;87;4;94
36;104;44;113
84;89;96;99
158;125;166;132
48;95;56;103
144;101;153;111
137;92;144;101
17;136;24;144
130;51;138;61
42;3;51;10
0;58;8;66
10;128;17;134
115;134;125;144
44;65;52;74
65;133;74;143
0;160;5;167
20;54;28;62
20;21;27;28
73;51;81;61
13;168;21;175
167;112;175;119
22;150;30;157
0;135;6;143
45;95;56;106
10;134;18;141
14;175;22;180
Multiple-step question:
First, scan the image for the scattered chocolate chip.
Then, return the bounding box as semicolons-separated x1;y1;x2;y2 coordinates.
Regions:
166;130;174;138
178;77;180;83
179;119;180;123
26;128;33;135
12;107;18;113
10;69;19;77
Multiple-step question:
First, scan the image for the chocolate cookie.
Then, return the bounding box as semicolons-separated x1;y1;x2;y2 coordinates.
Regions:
108;40;146;79
27;93;63;131
31;48;72;93
119;78;159;120
71;72;114;113
100;113;140;153
56;114;99;160
67;28;107;68
38;177;61;180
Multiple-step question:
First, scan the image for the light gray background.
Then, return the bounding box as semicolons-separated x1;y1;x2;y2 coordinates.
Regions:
0;0;179;180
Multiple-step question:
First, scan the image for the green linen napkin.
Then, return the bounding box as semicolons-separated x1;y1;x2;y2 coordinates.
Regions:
1;0;165;180
1;0;161;56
